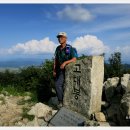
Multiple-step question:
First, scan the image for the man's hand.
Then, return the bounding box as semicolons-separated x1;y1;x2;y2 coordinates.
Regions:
60;58;76;69
60;62;66;69
53;70;56;77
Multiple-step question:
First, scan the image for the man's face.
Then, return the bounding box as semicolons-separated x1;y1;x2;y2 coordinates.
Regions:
58;36;67;45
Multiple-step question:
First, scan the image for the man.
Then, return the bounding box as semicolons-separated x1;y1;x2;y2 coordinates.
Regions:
53;32;77;108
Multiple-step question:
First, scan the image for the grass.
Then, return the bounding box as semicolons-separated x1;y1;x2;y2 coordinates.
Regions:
0;85;20;96
0;85;38;102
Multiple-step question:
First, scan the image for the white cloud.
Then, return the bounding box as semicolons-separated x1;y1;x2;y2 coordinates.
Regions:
0;35;109;56
72;35;110;55
0;35;110;56
57;5;94;22
68;5;130;34
6;37;57;55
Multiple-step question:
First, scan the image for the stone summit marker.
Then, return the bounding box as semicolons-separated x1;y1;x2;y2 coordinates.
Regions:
49;107;86;126
63;56;104;118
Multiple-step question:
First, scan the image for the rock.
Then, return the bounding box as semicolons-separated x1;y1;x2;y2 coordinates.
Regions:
34;117;39;126
121;74;130;91
10;116;22;123
24;92;32;96
105;77;119;87
25;116;39;126
115;84;122;94
103;77;119;102
85;119;100;126
0;119;4;126
64;56;104;118
26;117;48;126
1;112;16;123
6;101;17;108
52;110;58;116
105;103;120;122
26;121;35;126
0;95;5;105
37;118;47;126
94;112;106;122
0;100;3;105
22;118;29;124
0;104;7;113
27;102;53;119
98;122;112;126
5;96;9;100
47;123;53;126
48;96;59;106
24;96;31;101
0;94;34;126
3;122;9;126
15;121;24;126
8;122;15;126
1;91;9;96
110;94;122;104
120;92;130;120
126;80;130;93
108;122;117;126
101;101;110;109
0;94;4;98
44;112;52;122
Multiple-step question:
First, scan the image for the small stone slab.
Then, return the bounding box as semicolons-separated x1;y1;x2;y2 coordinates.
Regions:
49;107;86;126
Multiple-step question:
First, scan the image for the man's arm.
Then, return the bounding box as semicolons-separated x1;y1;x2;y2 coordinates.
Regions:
60;57;76;69
64;57;76;65
53;58;57;71
53;58;57;77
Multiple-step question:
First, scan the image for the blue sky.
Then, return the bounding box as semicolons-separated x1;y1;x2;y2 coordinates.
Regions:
0;4;130;63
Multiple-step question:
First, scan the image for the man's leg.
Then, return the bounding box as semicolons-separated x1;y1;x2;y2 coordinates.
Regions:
55;70;65;104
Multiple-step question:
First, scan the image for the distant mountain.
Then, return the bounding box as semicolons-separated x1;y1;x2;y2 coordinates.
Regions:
123;64;130;69
0;58;45;68
105;63;130;70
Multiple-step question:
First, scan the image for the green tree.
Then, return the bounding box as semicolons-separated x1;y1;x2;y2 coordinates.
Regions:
18;66;40;91
0;69;16;86
108;52;123;78
36;59;55;102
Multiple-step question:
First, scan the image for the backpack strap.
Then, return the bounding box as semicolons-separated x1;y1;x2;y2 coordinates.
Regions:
65;44;78;58
65;44;71;55
65;44;72;60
